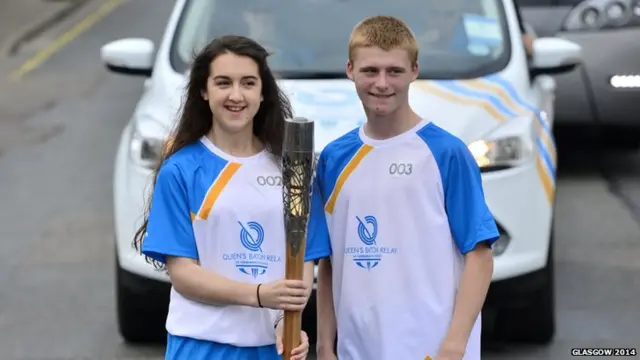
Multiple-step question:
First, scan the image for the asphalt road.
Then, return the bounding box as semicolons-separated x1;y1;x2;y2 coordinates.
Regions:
0;0;639;359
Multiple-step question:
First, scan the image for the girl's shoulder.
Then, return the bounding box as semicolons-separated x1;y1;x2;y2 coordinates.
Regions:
163;141;213;171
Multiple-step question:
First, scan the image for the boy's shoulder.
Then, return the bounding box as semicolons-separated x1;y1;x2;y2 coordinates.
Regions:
319;128;365;164
319;127;363;161
416;122;468;153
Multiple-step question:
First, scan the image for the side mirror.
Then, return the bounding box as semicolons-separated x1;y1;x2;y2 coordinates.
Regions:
530;37;582;77
100;38;155;77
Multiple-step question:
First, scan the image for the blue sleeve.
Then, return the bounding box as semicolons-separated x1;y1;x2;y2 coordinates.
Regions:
141;162;198;264
443;143;500;254
304;157;332;262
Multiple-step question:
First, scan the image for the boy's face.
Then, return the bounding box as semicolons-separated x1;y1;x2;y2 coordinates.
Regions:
347;46;418;117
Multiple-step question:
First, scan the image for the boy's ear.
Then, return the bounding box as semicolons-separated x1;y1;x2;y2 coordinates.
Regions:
411;61;419;81
346;60;354;81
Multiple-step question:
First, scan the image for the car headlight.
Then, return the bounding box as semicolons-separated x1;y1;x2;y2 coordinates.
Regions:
129;117;168;170
562;0;640;31
468;136;532;171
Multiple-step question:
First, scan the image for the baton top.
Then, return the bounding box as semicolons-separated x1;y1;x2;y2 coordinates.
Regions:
283;117;315;154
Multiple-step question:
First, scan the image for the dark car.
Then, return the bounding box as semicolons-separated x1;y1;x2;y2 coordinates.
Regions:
520;0;640;148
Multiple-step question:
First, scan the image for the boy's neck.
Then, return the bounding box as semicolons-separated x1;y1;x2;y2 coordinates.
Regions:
363;104;422;140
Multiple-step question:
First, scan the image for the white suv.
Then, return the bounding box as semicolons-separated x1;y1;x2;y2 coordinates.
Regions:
102;0;582;345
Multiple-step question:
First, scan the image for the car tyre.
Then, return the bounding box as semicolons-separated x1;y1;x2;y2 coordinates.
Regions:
494;229;555;344
116;257;167;344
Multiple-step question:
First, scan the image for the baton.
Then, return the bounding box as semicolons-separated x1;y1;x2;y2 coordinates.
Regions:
281;117;315;359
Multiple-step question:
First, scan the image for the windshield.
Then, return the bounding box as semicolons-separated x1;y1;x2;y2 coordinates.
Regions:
169;0;511;79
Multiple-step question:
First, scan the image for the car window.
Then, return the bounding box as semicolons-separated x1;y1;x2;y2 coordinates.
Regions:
170;0;512;79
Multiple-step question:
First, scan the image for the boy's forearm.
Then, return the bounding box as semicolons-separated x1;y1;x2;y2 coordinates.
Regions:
303;261;315;302
442;242;494;352
316;258;337;353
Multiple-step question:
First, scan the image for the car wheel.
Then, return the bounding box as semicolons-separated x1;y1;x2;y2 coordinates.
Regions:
116;257;167;344
494;229;556;344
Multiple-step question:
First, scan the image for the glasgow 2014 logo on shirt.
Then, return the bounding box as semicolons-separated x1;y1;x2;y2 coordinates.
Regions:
345;215;397;270
222;221;282;278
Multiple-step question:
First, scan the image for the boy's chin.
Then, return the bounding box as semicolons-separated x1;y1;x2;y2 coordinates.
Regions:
365;105;396;117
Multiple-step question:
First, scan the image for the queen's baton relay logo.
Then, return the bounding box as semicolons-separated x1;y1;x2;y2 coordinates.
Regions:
345;215;397;270
222;221;281;278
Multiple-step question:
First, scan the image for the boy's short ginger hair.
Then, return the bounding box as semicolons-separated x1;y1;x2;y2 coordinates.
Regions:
348;15;419;65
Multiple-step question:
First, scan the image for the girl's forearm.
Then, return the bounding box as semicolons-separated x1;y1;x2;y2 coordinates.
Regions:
167;256;260;307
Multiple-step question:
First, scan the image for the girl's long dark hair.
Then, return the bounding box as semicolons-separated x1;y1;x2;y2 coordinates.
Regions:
133;35;292;270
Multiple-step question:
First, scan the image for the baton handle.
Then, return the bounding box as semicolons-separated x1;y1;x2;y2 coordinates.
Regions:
282;232;306;358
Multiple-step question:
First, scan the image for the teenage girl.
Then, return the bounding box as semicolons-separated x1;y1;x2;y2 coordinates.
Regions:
134;35;321;360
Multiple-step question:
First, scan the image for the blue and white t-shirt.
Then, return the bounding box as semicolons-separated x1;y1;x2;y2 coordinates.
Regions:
141;136;327;352
309;119;500;360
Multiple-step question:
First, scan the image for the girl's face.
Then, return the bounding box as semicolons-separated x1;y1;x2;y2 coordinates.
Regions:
203;52;263;135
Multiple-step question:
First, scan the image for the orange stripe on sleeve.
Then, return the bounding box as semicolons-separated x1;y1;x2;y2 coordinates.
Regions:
325;144;373;214
197;162;241;220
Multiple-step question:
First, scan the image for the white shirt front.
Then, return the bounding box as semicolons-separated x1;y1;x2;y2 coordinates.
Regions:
142;138;287;346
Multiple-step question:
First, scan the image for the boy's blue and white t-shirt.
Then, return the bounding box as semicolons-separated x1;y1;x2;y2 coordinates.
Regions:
141;136;329;359
308;119;500;360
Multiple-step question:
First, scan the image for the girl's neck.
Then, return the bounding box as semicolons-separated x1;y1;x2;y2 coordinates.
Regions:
363;104;421;140
207;123;262;158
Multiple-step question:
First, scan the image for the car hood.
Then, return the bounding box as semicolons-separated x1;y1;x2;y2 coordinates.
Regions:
144;73;517;149
279;79;510;150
